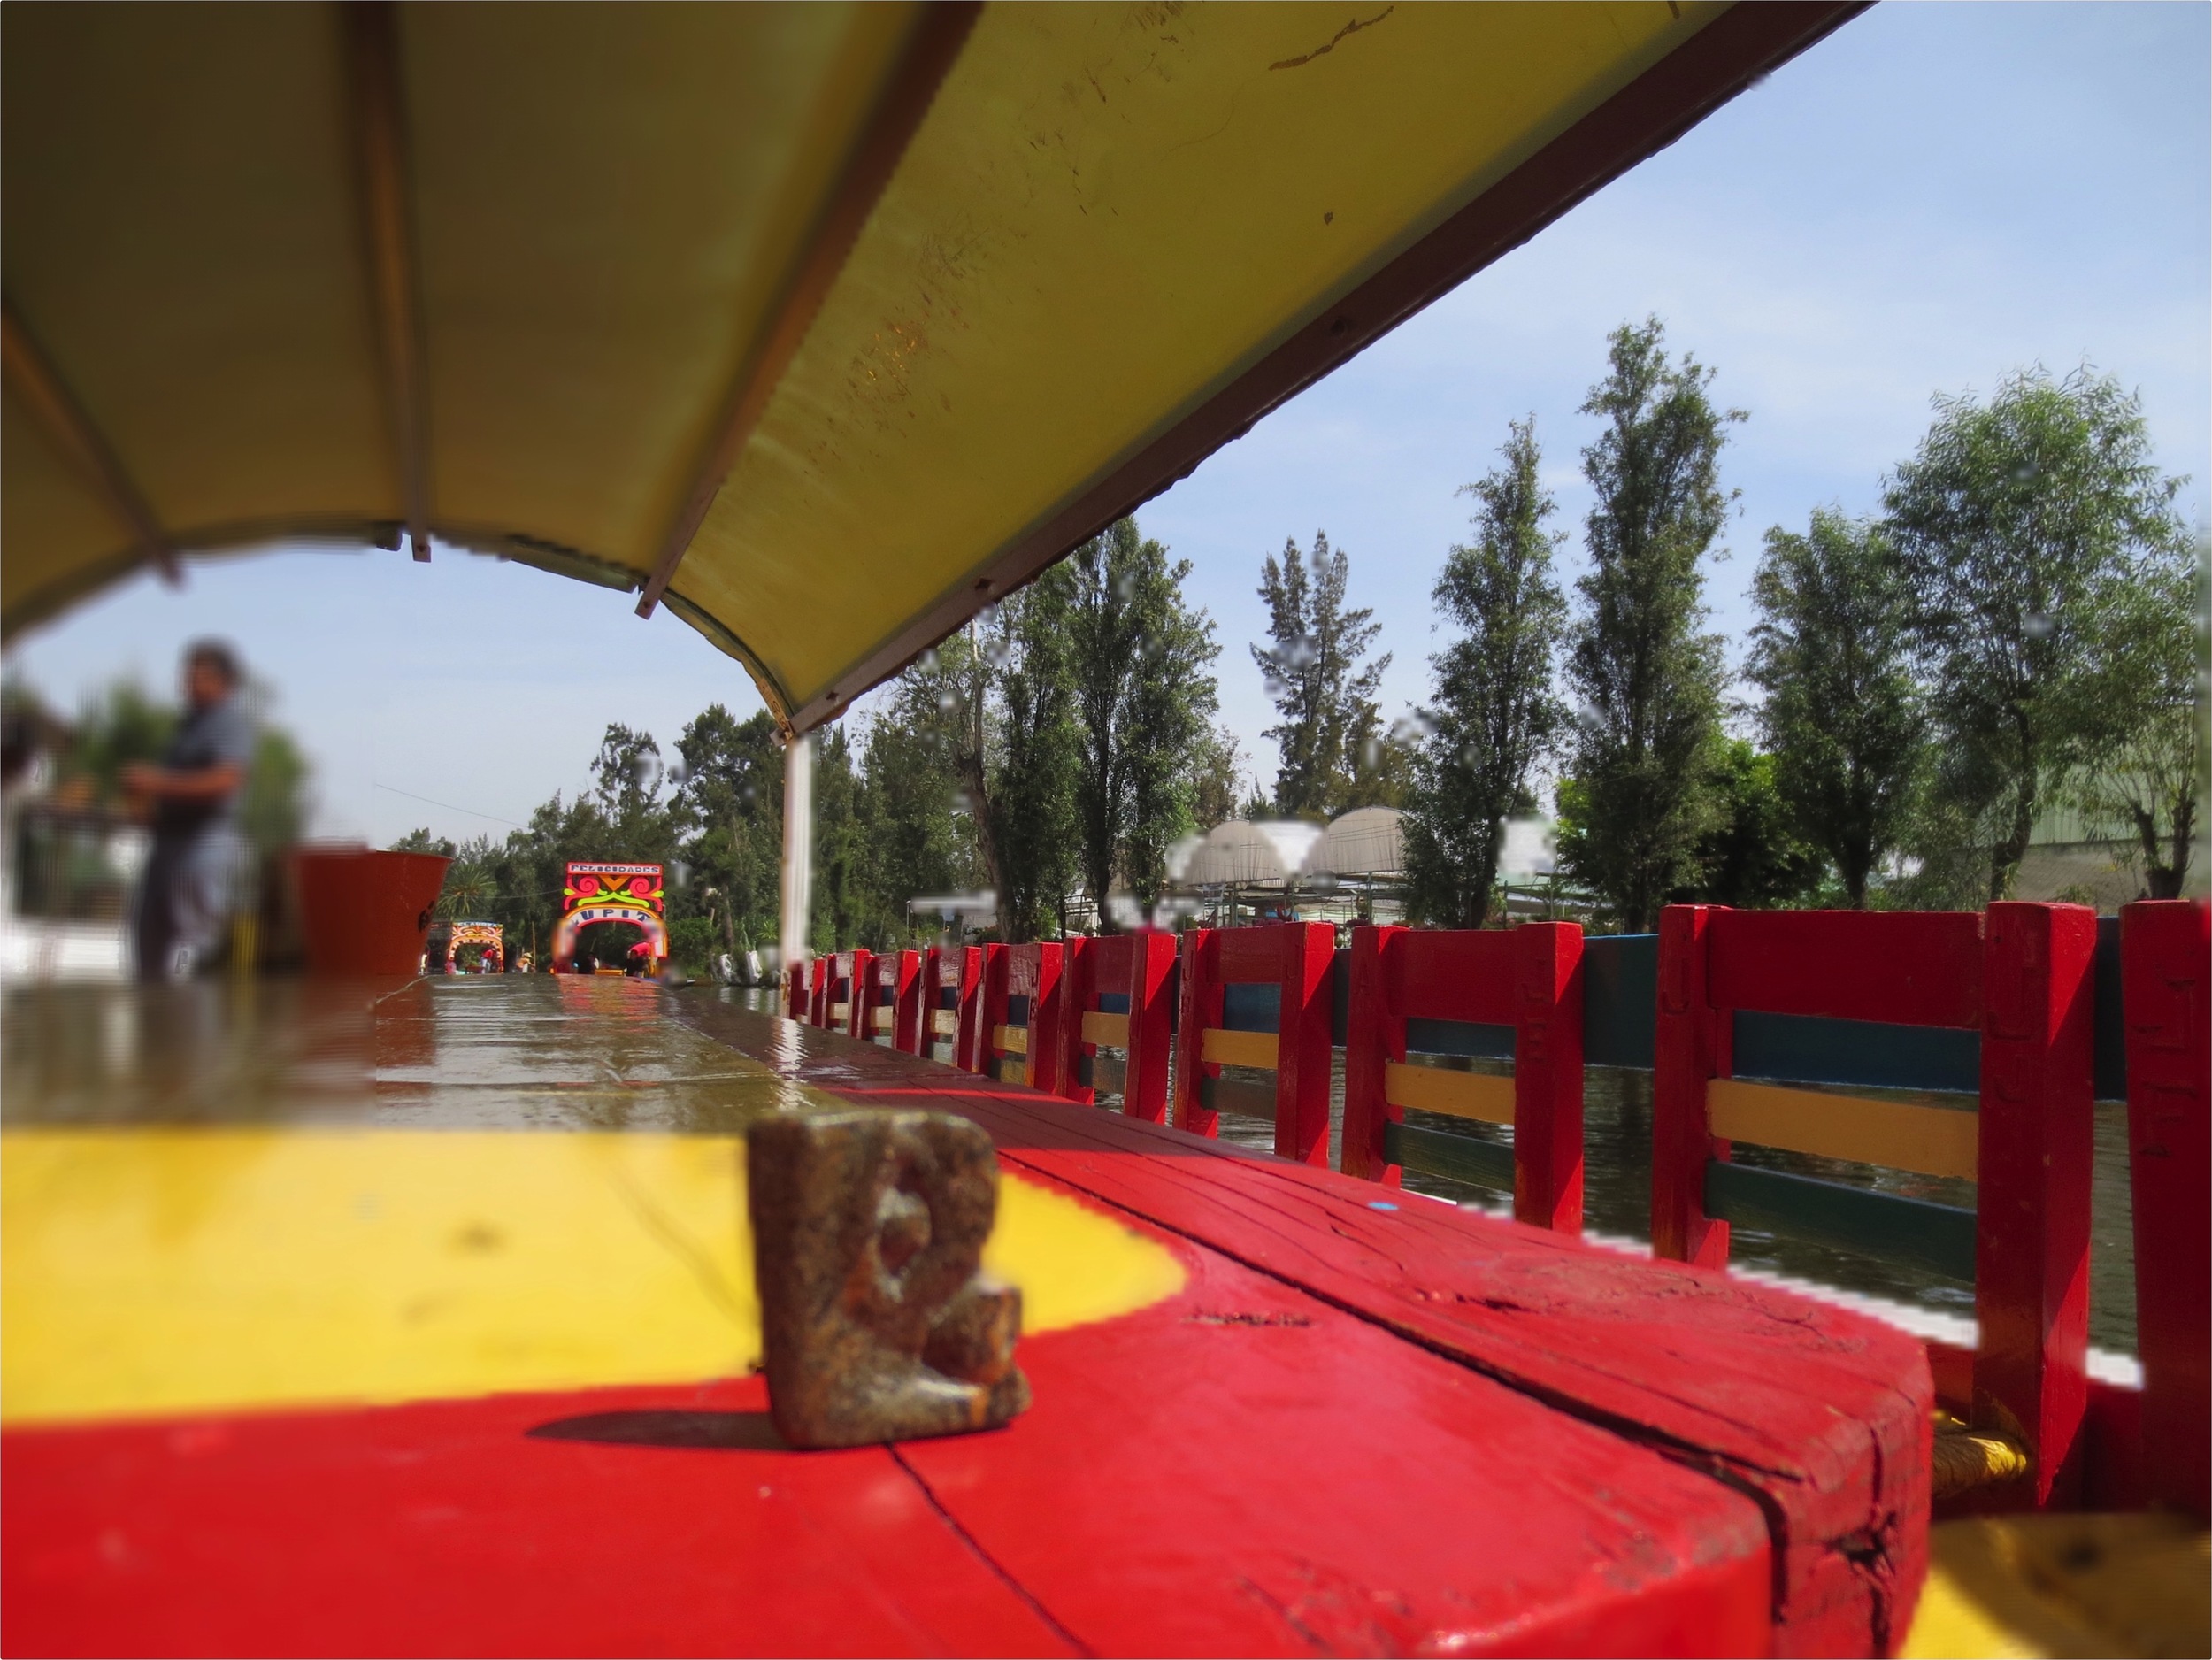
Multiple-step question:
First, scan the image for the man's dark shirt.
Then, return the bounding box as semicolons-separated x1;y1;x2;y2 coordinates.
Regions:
153;695;254;837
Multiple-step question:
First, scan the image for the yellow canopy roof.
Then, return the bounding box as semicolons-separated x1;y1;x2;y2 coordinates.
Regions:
2;2;1855;732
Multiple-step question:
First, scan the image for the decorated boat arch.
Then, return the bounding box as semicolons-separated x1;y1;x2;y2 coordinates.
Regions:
550;863;665;973
428;919;503;974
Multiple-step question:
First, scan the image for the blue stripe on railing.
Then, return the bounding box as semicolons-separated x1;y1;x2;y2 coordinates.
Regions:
1097;991;1130;1015
1732;1011;1978;1095
1006;995;1029;1026
1406;1018;1514;1061
937;987;958;1010
1583;934;1656;1069
1704;1160;1977;1283
1221;982;1279;1033
1333;948;1352;1043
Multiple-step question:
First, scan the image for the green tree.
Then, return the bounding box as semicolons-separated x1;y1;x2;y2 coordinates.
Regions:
1251;530;1389;818
1405;417;1567;927
1067;518;1223;924
1187;726;1246;831
1883;365;2193;900
2055;547;2205;897
987;567;1080;941
1558;318;1738;931
1680;739;1826;909
1746;511;1926;906
673;703;785;957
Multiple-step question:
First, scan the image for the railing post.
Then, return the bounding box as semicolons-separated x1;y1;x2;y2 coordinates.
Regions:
954;945;985;1072
1340;924;1402;1184
890;949;923;1054
1976;901;2097;1510
2122;897;2209;1521
1056;937;1097;1104
1654;904;1729;1267
784;960;807;1020
844;949;873;1040
970;943;1009;1079
1514;920;1585;1234
1277;921;1336;1165
808;955;828;1027
1173;928;1222;1138
1124;932;1179;1124
1025;943;1066;1095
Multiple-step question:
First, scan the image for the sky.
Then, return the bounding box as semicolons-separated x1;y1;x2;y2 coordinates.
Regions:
6;2;2207;846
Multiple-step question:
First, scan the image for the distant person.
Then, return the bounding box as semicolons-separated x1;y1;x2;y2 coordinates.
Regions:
124;641;254;981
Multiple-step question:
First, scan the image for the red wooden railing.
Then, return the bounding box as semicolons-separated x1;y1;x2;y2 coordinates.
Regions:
2121;897;2209;1520
1172;921;1335;1164
1655;902;2098;1509
858;949;921;1050
1056;933;1178;1122
1341;923;1585;1233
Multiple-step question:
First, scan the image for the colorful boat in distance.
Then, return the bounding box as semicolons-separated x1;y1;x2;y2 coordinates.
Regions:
553;863;666;974
427;919;503;974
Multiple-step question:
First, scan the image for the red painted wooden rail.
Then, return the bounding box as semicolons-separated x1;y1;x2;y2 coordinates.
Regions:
1342;922;1586;1233
916;945;976;1065
856;948;921;1050
806;954;828;1027
972;942;1067;1094
1655;902;2098;1510
2120;896;2209;1521
1173;921;1336;1164
783;959;808;1021
1056;933;1178;1122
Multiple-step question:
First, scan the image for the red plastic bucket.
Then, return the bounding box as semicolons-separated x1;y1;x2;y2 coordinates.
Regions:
292;846;451;977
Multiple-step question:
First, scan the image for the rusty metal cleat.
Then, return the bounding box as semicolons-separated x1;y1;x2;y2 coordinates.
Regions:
747;1110;1031;1449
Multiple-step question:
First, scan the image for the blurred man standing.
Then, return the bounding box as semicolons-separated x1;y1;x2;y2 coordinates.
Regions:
124;641;253;980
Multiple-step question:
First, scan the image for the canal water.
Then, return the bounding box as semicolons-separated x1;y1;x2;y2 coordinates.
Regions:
737;985;2139;1357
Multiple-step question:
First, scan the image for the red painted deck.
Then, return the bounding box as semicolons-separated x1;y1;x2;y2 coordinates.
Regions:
4;980;1934;1657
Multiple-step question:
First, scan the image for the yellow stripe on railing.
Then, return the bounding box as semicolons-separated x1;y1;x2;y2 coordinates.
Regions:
999;1060;1028;1087
1706;1078;1978;1182
829;1002;850;1021
1385;1063;1514;1126
932;1010;960;1037
993;1025;1028;1056
1082;1011;1129;1049
872;1008;894;1031
1199;1028;1278;1070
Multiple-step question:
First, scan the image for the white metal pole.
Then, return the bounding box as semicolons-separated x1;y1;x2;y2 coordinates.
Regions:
778;731;814;973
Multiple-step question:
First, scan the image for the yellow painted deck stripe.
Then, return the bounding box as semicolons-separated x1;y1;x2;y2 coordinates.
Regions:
932;1009;960;1036
993;1024;1027;1056
1;1129;1183;1426
1386;1063;1515;1126
1082;1011;1130;1049
1708;1078;1978;1182
1200;1028;1278;1070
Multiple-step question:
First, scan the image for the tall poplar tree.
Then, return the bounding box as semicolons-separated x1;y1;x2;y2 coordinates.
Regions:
1068;518;1223;925
1557;319;1737;932
1746;511;1925;906
1251;531;1389;818
1405;418;1566;927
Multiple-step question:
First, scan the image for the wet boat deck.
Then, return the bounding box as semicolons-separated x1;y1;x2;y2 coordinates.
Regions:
4;976;1935;1656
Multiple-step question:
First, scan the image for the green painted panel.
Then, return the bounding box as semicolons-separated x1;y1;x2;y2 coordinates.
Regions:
1386;1120;1514;1192
1703;1159;1976;1284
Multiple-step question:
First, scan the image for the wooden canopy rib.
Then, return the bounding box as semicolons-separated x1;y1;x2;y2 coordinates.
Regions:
781;0;1866;733
342;0;431;563
634;3;981;622
0;304;180;586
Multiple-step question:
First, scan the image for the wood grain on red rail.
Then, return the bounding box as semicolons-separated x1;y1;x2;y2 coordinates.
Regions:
670;996;1934;1658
